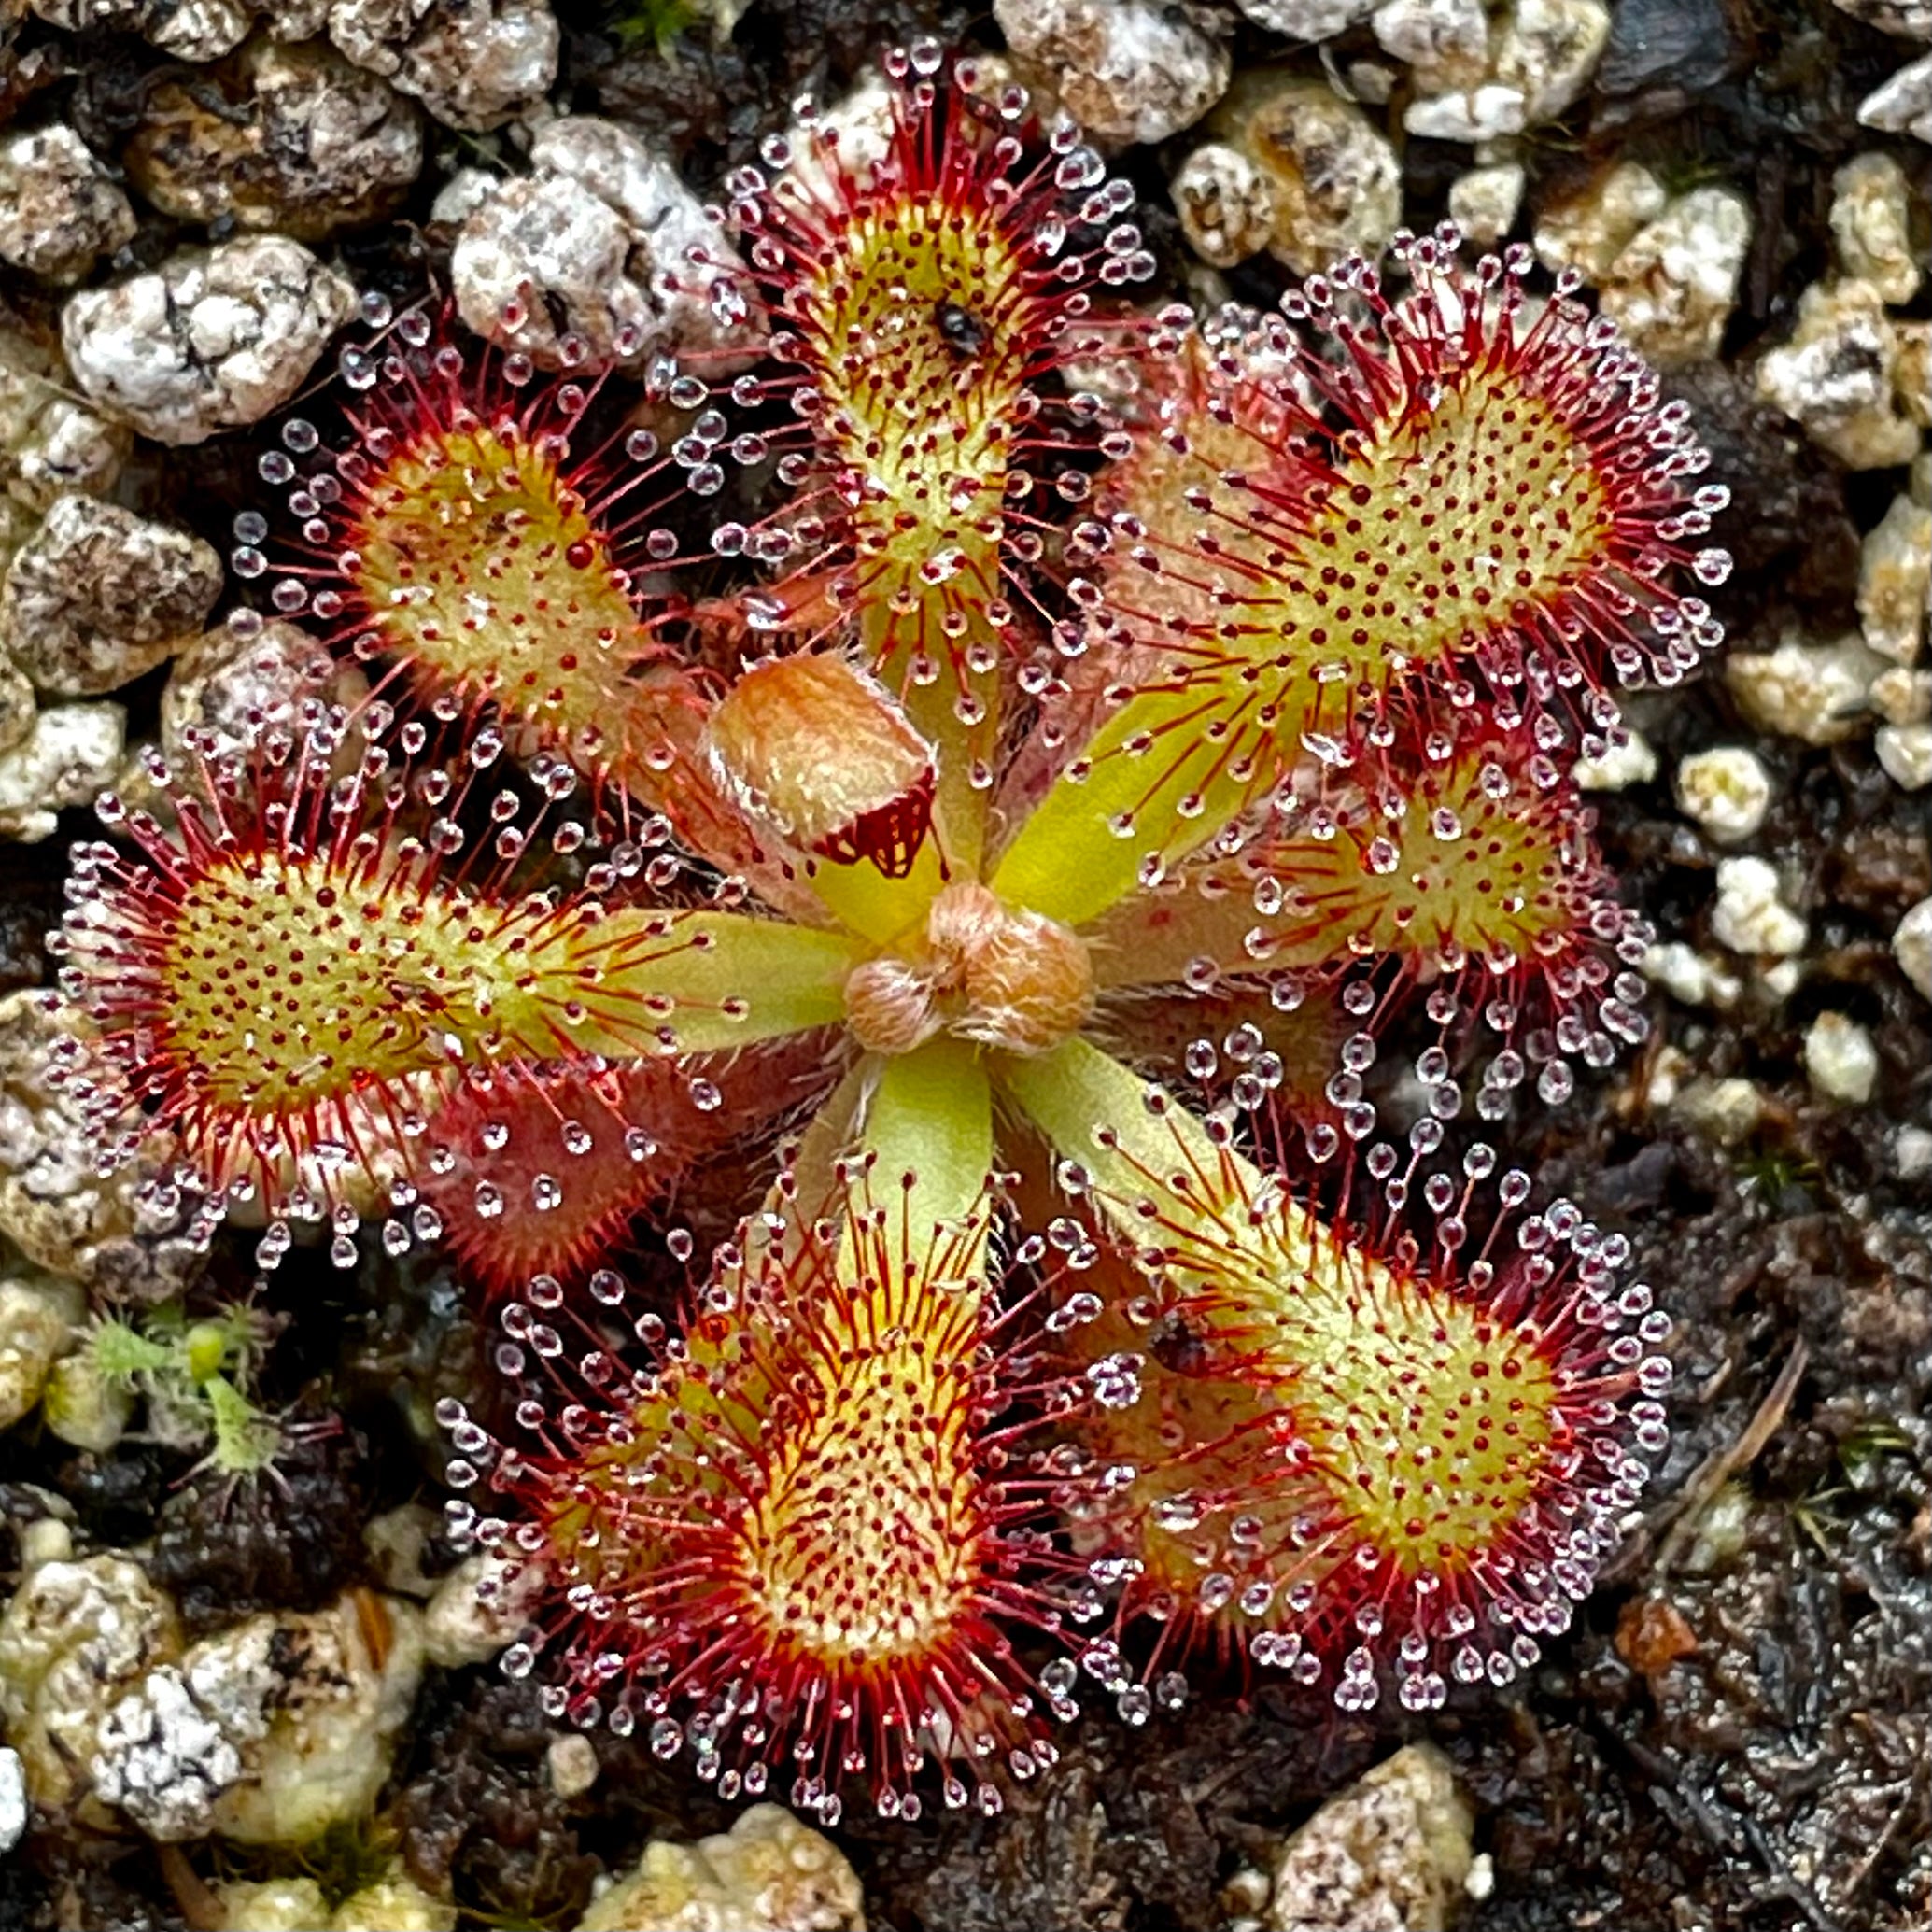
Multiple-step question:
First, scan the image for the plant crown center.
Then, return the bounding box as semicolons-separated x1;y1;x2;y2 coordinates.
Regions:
844;881;1093;1056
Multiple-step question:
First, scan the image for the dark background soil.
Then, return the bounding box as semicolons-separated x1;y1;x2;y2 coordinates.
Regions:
2;0;1931;1927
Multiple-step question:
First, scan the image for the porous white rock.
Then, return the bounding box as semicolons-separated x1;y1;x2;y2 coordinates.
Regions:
1858;492;1931;665
0;703;126;843
1878;720;1932;786
1859;49;1932;142
1872;665;1932;723
1756;277;1924;470
218;1878;333;1931
331;1869;456;1930
452;117;755;371
0;495;221;697
1217;75;1402;275
124;39;425;243
1446;161;1525;245
1234;0;1376;35
0;126;136;285
1726;634;1884;745
63;237;356;446
577;1805;865;1932
327;0;557;132
1373;0;1488;92
1834;0;1932;38
1805;1011;1880;1105
546;1731;599;1800
0;334;127;516
0;1268;82;1431
1674;746;1772;844
1597;187;1753;369
1171;142;1276;268
1264;1743;1474;1932
92;1591;425;1845
1403;81;1527;142
29;0;251;61
1572;726;1657;791
1711;855;1807;958
1672;1076;1768;1146
0;1524;183;1811
161;616;368;776
1493;0;1612;122
996;0;1230;144
1643;940;1742;1009
0;988;205;1296
0;1748;24;1854
1830;152;1921;304
92;1644;267;1840
1534;159;1668;283
1897;895;1932;999
424;1551;541;1668
1898;1123;1932;1178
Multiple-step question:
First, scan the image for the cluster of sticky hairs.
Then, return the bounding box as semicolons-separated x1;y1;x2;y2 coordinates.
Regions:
47;44;1728;1826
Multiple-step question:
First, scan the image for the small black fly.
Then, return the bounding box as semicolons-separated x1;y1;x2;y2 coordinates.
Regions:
934;301;990;359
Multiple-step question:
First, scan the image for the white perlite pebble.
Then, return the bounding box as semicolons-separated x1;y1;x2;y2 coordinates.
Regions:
1218;75;1402;275
29;0;251;61
453;117;755;371
1878;721;1932;787
1712;856;1808;957
0;1528;184;1812
327;0;557;132
1898;1123;1932;1178
1172;143;1276;268
1859;49;1932;141
1266;1743;1474;1932
1572;726;1657;791
1535;160;1668;282
1374;0;1488;92
546;1731;599;1800
62;237;355;446
1858;492;1931;665
1494;0;1612;121
1447;162;1526;245
1597;187;1753;370
0;495;222;697
1234;0;1376;35
0;703;126;843
1897;896;1932;998
1805;1011;1880;1105
1643;940;1742;1008
92;1592;426;1846
0;335;128;515
996;0;1231;145
0;127;137;286
0;1749;23;1854
1831;152;1921;303
1835;0;1932;37
1872;665;1932;724
1727;634;1885;745
1403;0;1609;141
577;1805;865;1932
0;1269;82;1431
1756;277;1924;470
1675;747;1771;844
1673;1076;1768;1146
1404;81;1527;142
425;1551;543;1668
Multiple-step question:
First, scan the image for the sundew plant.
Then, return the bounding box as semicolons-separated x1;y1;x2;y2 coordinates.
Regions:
53;45;1723;1826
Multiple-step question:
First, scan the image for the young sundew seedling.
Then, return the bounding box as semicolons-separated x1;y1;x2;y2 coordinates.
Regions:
445;1185;1109;1823
51;49;1731;1819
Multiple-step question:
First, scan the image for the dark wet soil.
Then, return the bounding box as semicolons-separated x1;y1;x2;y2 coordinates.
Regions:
3;0;1931;1927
